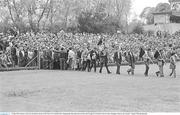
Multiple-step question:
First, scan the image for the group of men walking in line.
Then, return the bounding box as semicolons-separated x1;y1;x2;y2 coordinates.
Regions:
0;38;178;78
41;44;178;78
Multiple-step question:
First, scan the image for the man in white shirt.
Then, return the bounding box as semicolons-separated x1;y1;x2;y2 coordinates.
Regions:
67;48;75;70
81;48;88;71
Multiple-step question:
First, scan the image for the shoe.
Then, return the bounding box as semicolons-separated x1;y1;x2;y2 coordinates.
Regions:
99;71;102;73
127;70;130;75
88;69;91;72
160;75;164;77
156;72;159;77
144;74;148;77
108;72;111;74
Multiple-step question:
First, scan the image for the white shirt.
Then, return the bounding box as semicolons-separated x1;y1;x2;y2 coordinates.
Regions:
68;50;75;59
28;51;34;59
19;50;25;57
143;51;149;59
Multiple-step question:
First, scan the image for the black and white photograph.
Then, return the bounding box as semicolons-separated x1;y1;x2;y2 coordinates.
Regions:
0;0;180;114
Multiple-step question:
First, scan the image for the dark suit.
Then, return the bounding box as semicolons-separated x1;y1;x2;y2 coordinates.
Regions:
24;50;28;66
43;50;52;69
11;46;18;66
33;50;38;66
53;51;60;69
90;50;98;72
59;50;67;70
19;50;25;67
99;50;111;74
114;52;122;74
76;50;82;70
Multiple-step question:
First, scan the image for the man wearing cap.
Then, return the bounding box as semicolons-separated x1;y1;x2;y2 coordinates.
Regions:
59;47;67;70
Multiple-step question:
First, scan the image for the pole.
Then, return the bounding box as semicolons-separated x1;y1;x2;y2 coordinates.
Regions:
38;49;41;70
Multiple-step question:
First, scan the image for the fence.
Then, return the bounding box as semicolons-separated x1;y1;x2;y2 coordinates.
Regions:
0;51;40;72
0;50;180;72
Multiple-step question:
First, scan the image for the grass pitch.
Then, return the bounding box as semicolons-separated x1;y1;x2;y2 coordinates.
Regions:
0;63;180;112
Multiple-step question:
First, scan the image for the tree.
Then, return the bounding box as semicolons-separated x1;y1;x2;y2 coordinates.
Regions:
1;0;51;33
140;2;171;25
77;3;106;33
128;19;144;34
140;7;156;24
78;2;120;34
0;0;132;34
132;24;144;34
155;3;171;12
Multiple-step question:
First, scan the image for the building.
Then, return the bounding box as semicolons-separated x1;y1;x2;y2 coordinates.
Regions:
143;0;180;34
170;0;180;11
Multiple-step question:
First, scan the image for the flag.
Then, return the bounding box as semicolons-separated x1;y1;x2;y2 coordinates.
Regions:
139;48;145;58
154;50;160;59
97;38;103;46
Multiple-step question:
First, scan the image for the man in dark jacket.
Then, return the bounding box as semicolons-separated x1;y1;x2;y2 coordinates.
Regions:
99;47;111;74
43;49;52;69
76;48;82;71
154;49;165;77
90;47;98;72
59;48;67;70
114;46;122;75
53;48;60;69
11;44;18;67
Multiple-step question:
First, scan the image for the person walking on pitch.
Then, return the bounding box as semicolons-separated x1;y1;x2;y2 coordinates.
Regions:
114;46;122;75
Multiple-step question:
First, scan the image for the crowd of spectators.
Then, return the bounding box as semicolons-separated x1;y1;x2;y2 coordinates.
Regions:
0;30;180;69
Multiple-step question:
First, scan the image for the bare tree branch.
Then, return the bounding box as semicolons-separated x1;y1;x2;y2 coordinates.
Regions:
12;0;20;20
6;0;15;24
37;0;50;29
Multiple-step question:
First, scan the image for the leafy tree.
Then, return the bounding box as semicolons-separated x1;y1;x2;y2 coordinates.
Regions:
132;24;144;34
128;19;144;34
140;7;156;24
155;3;171;12
140;2;171;25
78;3;120;34
0;0;131;34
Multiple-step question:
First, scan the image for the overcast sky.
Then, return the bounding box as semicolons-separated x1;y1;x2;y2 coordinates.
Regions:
131;0;169;15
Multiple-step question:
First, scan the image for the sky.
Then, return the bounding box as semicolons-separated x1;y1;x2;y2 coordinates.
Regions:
131;0;169;16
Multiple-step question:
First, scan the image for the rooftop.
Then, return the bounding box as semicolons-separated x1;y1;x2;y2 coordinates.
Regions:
153;11;180;17
169;0;180;3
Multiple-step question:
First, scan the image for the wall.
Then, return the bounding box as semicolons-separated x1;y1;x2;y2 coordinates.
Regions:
143;23;180;34
154;14;170;24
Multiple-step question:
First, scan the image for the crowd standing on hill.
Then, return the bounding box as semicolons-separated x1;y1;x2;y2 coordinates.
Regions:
0;30;180;77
